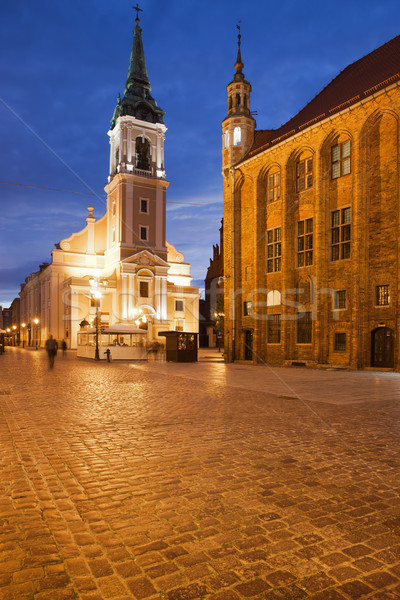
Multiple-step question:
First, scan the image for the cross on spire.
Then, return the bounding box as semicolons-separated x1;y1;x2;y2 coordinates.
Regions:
133;3;143;20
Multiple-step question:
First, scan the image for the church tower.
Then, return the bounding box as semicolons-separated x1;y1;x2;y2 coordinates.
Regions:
221;26;256;171
105;8;169;264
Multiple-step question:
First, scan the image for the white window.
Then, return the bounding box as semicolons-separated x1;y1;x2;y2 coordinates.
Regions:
175;299;184;312
267;290;281;306
234;127;241;146
140;198;149;214
224;131;230;148
139;226;148;241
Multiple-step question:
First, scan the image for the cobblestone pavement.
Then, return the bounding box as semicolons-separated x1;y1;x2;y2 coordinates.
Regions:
1;347;400;600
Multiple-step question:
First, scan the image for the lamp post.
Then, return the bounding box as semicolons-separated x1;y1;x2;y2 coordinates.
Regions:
33;317;39;350
21;323;26;347
89;280;102;361
12;325;17;346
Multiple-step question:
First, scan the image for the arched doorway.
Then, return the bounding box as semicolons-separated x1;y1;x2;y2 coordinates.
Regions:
371;327;394;368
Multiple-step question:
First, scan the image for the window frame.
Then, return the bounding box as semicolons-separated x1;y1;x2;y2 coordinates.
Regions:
267;314;281;344
296;157;313;192
139;225;149;242
140;198;149;214
267;170;281;203
139;281;149;298
243;301;253;317
297;218;313;267
297;311;312;344
175;299;184;313
331;140;351;180
331;207;351;261
334;290;347;310
267;227;282;273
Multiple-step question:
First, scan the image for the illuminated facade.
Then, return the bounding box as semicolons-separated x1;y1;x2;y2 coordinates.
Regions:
222;32;400;369
19;13;199;348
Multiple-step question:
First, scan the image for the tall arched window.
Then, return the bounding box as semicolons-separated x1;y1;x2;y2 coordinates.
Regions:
135;136;151;171
224;131;230;148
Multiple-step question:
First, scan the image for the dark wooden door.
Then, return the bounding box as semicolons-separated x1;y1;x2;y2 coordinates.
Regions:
371;327;394;368
244;330;253;360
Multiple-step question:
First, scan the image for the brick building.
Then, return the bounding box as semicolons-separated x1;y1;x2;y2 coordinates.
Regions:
222;32;400;369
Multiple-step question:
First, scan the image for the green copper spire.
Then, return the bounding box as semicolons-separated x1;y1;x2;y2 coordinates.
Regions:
110;8;164;129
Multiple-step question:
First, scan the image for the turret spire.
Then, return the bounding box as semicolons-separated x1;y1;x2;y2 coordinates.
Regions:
110;6;164;129
234;22;244;80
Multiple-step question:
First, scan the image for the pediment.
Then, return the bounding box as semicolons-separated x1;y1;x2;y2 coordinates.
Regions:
122;250;169;269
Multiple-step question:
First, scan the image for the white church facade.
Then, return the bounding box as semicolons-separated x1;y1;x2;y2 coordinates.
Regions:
19;12;199;349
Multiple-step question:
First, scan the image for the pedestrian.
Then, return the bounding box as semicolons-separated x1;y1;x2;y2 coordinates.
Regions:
61;339;67;357
45;334;58;369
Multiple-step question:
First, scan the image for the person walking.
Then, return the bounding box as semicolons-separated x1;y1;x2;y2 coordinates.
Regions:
45;334;58;369
61;339;67;357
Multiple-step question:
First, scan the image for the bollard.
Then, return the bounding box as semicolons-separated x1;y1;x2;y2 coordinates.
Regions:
104;348;111;362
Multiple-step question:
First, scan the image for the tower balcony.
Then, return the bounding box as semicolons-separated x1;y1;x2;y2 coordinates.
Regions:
108;163;166;183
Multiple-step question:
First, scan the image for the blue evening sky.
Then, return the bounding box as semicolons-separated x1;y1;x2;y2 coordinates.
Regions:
1;0;399;306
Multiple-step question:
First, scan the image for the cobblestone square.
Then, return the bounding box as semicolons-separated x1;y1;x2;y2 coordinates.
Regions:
1;347;400;599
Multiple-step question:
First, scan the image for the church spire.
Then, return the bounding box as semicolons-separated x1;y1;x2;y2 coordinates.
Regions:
234;23;244;81
110;6;164;129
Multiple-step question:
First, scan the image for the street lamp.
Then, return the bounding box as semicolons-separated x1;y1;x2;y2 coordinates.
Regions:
89;280;102;361
12;325;17;346
33;317;39;350
21;323;26;347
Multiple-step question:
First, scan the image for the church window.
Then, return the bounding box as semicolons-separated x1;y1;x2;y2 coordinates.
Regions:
224;131;230;148
334;332;346;352
331;207;351;260
135;136;151;171
267;290;281;306
297;311;312;344
267;171;281;202
376;285;390;306
140;226;148;241
267;227;281;273
296;157;313;192
267;314;281;344
331;140;351;179
140;198;149;214
297;219;313;267
140;281;149;297
234;127;241;146
236;93;241;107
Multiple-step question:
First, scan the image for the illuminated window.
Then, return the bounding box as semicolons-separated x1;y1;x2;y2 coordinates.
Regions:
267;171;281;203
224;131;229;148
376;285;390;306
296;157;313;191
331;207;351;261
332;140;351;179
297;219;313;267
234;127;241;146
243;301;253;316
267;228;281;273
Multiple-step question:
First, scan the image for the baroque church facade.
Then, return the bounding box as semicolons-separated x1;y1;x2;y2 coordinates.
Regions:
222;32;400;369
19;13;199;349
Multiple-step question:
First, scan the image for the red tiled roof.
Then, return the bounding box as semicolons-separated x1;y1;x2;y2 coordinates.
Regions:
242;34;400;162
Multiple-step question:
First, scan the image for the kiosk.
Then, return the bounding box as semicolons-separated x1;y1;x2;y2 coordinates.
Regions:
77;325;147;360
159;331;198;362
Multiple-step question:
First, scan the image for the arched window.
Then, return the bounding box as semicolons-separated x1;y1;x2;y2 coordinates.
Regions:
233;127;241;146
236;93;241;107
266;169;281;202
224;131;230;148
135;136;151;171
267;290;281;306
